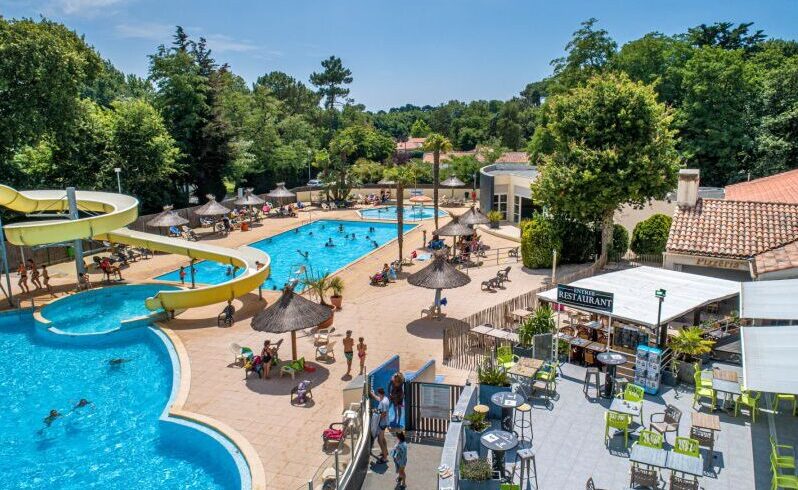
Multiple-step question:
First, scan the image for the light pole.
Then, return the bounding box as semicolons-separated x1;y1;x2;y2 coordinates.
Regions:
655;288;667;348
114;167;122;193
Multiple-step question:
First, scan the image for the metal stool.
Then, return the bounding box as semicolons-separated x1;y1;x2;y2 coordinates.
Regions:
584;367;601;396
513;447;538;489
513;403;533;443
462;451;479;463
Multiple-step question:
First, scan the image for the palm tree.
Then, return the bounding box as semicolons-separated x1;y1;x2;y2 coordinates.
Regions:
384;153;416;264
422;133;453;230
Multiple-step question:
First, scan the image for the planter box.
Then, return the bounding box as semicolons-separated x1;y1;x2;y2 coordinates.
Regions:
489;221;500;229
677;360;697;384
459;479;501;490
464;426;487;452
478;384;508;419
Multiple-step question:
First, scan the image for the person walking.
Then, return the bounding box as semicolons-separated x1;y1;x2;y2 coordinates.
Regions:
17;262;29;294
343;330;354;376
389;372;405;428
391;430;408;488
357;337;367;375
370;388;390;464
41;265;53;296
28;259;42;290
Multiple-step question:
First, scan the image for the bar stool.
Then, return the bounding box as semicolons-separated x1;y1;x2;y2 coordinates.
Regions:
474;404;490;416
512;447;538;489
513;403;533;443
584;367;601;396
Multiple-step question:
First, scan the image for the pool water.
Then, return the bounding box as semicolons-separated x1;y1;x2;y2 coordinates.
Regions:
156;220;415;290
155;260;243;285
40;284;181;334
359;205;447;221
0;311;241;489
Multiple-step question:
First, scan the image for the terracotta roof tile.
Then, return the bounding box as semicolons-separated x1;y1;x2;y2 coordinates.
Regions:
666;198;798;260
753;240;798;275
421;150;528;164
725;168;798;204
396;137;427;151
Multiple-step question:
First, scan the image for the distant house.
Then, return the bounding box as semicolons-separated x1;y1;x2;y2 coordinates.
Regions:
395;137;427;152
664;169;798;281
421;150;529;164
724;168;798;204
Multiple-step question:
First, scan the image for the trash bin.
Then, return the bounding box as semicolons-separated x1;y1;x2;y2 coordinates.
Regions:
241;222;250;231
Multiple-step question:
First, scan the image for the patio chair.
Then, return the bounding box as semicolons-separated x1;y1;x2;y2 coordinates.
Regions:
322;421;346;450
508;247;519;258
771;454;798;490
481;277;500;291
181;225;199;241
693;362;713;389
315;340;336;362
636;429;663;449
649;404;681;444
314;327;333;346
497;345;519;370
692;372;716;412
280;357;306;379
604;410;632;448
734;388;760;422
618;383;645;424
629;465;659;489
772;393;798;416
690;425;715;466
229;342;252;366
290;380;313;405
496;267;511;284
770;436;796;473
669;473;699;490
674;437;700;458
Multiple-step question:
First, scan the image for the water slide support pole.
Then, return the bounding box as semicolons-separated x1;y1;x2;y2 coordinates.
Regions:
66;187;85;277
0;214;13;307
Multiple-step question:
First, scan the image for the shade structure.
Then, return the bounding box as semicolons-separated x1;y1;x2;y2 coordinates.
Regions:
147;205;188;228
740;279;798;321
194;194;230;217
434;216;475;237
441;176;465;197
742;326;798;395
266;182;296;200
235;188;265;206
407;253;471;318
409;195;432;203
459;206;490;226
250;285;332;360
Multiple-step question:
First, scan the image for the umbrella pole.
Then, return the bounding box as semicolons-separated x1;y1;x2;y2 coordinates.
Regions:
435;288;441;316
291;330;298;361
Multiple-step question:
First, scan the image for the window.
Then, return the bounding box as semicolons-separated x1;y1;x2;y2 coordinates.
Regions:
492;193;507;220
513;195;522;223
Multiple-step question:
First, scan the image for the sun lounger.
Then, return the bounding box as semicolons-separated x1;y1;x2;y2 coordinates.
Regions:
181;226;199;241
481;277;500;291
315;340;336;362
229;342;252;366
496;266;511;284
280;357;306;379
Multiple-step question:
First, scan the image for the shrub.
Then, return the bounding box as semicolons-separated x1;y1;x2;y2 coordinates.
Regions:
631;214;672;255
477;362;510;387
487;210;503;223
555;215;597;263
518;304;555;347
520;215;561;268
460;459;493;481
610;224;630;258
463;411;489;432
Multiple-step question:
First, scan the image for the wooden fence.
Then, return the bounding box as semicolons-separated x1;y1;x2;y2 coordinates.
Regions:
404;381;465;438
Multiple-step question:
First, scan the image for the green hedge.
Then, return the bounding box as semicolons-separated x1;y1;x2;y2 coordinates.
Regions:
520;215;561;268
610;224;629;258
631;214;672;255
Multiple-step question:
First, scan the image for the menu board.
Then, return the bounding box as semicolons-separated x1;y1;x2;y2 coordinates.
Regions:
419;384;451;419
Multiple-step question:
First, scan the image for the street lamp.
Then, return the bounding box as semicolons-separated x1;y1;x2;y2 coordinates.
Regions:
655;288;667;348
114;167;122;193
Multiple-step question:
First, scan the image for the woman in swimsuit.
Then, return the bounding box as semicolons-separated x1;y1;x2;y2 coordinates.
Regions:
28;259;42;290
260;340;274;378
41;265;53;295
17;262;29;294
357;337;367;375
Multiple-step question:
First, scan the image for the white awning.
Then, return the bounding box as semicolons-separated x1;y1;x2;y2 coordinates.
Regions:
740;279;798;321
742;326;798;394
537;266;740;327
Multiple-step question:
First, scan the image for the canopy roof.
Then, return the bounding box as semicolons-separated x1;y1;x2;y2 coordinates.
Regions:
459;206;490;226
407;254;471;290
147;205;188;227
740;279;798;321
250;286;331;334
434;216;474;237
194;195;230;217
235;189;265;206
742;326;798;395
441;176;465;187
537;266;740;327
266;183;295;199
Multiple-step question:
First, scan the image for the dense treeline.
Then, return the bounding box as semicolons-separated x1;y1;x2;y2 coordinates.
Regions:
1;17;797;214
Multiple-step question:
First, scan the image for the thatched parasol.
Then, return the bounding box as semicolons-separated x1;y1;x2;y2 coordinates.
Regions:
194;194;230;217
409;194;432;203
235;188;265;206
459;206;490;226
250;285;332;360
407;253;471;318
441;176;465;197
147;205;188;228
434;215;474;237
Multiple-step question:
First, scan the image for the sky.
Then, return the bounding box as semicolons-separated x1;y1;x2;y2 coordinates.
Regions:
2;0;797;110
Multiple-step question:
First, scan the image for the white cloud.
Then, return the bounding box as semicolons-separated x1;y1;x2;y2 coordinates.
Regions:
204;34;256;53
115;23;270;55
115;22;174;42
56;0;126;15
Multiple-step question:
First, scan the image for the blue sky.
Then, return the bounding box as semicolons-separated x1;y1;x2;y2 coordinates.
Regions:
2;0;796;110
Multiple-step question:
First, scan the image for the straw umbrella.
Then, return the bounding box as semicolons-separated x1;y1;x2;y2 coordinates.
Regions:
267;182;296;208
147;205;188;233
235;188;265;223
434;215;475;258
407;253;471;317
250;285;332;361
459;206;490;226
194;194;230;218
441;176;465;198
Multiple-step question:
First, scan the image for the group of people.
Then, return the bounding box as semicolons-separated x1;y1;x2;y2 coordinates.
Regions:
370;262;398;286
41;398;93;432
16;258;53;296
369;371;408;488
362;190;390;205
342;330;367;377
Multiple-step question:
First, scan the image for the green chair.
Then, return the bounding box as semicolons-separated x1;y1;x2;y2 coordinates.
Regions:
534;368;557;397
692;372;716;412
280;357;306;379
673;436;700;458
772;393;798;416
693;362;713;389
734;388;761;422
618;383;645;403
771;436;797;473
499;485;520;490
496;345;519;370
771;454;798;489
636;429;664;449
605;410;632;448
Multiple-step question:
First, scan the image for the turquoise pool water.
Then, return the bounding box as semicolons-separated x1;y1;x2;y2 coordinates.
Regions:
156;220;415;290
155;260;243;286
359;205;446;221
40;284;181;334
0;310;243;489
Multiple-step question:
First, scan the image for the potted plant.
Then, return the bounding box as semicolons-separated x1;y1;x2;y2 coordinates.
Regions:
463;410;490;452
301;270;335;328
328;277;344;310
668;326;715;384
516;304;555;358
459;458;499;490
487;210;503;229
477;362;510;418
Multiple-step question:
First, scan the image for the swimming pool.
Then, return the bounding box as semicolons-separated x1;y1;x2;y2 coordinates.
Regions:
40;284;181;334
155;260;244;285
0;309;245;489
358;205;447;221
156;220;415;290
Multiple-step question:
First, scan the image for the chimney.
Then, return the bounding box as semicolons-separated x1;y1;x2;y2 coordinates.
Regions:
676;169;700;209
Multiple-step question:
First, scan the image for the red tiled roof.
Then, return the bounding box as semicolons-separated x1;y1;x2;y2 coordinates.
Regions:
666;198;798;260
422;150;477;163
725;168;798;204
395;137;427;151
421;150;528;164
754;240;798;276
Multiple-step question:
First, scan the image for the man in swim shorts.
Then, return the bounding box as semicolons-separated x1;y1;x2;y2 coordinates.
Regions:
343;330;354;376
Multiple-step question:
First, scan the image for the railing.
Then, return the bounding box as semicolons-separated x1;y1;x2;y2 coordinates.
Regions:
438;384;478;490
607;251;664;268
456;245;520;273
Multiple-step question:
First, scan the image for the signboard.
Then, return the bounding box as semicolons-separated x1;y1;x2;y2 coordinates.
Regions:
557;284;614;313
419;384;451;419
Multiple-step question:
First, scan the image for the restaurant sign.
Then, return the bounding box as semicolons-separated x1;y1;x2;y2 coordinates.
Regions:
557;284;614;313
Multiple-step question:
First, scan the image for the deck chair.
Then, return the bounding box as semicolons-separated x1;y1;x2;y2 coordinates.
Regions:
280;357;306;379
481;277;500;291
229;342;252;366
315;341;336;362
181;226;199;241
496;267;511;284
291;380;313;405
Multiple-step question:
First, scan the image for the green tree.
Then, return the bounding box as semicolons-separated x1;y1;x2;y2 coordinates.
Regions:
410;118;431;137
325;125;393;200
529;73;679;266
256;71;321;116
422;133;453;230
630;214;672;255
520;215;561;269
444;155;481;185
613;33;693;106
310;55;353;111
550;18;617;90
383;152;419;262
610;224;630;259
685;22;766;53
752;56;798;177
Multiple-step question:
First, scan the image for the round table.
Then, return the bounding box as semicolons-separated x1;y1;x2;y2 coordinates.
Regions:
480;430;519;481
490;391;525;432
597;352;626;398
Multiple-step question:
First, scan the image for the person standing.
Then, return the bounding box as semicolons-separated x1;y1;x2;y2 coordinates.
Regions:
343;330;355;376
370;388;390;464
41;265;53;296
29;259;42;290
179;265;186;285
391;430;408;488
357;337;367;375
389;372;405;428
17;262;29;294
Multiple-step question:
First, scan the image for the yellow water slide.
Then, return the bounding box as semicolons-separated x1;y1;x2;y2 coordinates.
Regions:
0;184;270;311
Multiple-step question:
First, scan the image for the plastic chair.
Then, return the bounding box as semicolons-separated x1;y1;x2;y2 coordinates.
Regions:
604;410;632;448
771;436;797;472
674;437;700;458
620;383;645;403
734;388;761;422
636;429;663;449
771;454;798;489
693;372;716;412
229;342;252;365
693;362;713;389
496;345;519;370
629;465;659;488
649;404;682;444
772;393;798;416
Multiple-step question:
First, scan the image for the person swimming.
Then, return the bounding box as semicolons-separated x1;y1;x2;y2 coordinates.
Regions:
73;399;92;410
109;358;131;366
338;224;344;232
325;238;335;247
294;228;299;233
43;409;61;427
309;231;314;237
226;266;233;276
372;240;379;248
369;226;375;233
297;250;309;259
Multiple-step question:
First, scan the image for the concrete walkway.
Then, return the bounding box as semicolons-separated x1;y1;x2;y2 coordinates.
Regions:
362;435;442;490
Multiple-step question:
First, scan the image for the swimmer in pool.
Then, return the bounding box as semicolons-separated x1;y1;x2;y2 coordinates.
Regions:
309;231;314;237
297;250;309;259
325;238;335;247
369;226;375;233
338;224;344;232
226;266;233;276
372;240;379;248
73;399;92;410
43;409;61;427
109;358;131;366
